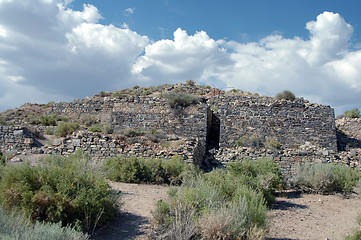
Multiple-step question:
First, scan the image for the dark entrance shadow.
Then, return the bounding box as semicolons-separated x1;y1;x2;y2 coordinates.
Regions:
270;200;307;211
92;211;148;240
336;129;361;151
207;111;220;150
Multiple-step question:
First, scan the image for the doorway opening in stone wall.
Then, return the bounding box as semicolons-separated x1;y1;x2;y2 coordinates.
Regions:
207;111;220;150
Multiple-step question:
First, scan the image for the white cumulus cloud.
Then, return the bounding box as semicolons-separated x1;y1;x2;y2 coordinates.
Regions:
0;3;360;116
125;7;135;14
132;28;233;86
0;0;149;111
132;11;361;115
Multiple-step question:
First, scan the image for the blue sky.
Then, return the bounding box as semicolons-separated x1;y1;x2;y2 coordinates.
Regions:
69;0;361;43
0;0;361;115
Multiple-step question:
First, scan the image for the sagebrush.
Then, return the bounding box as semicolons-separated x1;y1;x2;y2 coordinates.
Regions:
291;162;361;194
0;205;88;240
0;152;118;232
150;158;283;239
275;90;295;101
103;155;193;185
164;92;200;108
55;121;79;137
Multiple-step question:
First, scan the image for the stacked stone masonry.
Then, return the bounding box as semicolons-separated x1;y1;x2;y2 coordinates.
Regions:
208;95;337;151
0;91;349;177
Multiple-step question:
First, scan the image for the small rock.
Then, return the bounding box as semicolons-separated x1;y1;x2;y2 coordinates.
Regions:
10;156;23;163
53;140;63;146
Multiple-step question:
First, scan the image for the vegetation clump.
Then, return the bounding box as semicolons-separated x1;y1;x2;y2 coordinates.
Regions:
275;90;296;101
343;108;360;118
346;215;361;240
235;134;263;149
55;122;79;137
0;206;88;240
122;128;145;137
150;158;284;239
0;116;6;126
88;124;112;134
40;114;62;126
0;151;5;165
164;92;200;108
291;162;361;194
103;155;191;185
265;136;282;149
185;80;195;86
0;152;118;232
88;124;102;132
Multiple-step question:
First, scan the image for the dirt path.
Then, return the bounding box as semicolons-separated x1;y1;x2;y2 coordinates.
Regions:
267;192;361;240
92;182;169;240
92;183;360;240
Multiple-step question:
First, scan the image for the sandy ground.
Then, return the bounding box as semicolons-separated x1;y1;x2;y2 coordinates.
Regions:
92;183;360;240
267;191;361;240
8;155;361;240
92;182;169;240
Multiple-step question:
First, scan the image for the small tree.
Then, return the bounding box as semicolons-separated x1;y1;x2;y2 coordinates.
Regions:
165;92;199;108
55;122;79;137
275;90;295;101
344;108;360;118
185;80;195;86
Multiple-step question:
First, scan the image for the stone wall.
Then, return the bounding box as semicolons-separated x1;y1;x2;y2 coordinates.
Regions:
336;117;361;141
0;90;342;175
0;126;37;152
210;146;339;179
50;96;209;164
208;95;337;151
48;131;202;162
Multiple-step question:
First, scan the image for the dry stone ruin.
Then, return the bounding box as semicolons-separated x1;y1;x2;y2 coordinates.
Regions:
0;83;359;177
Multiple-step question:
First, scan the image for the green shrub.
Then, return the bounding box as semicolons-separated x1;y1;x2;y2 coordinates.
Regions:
0;152;118;232
45;128;55;135
164;92;199;108
45;101;55;108
40;114;61;126
0;152;5;165
0;116;6;126
88;124;113;134
346;215;361;240
344;108;360;118
122;128;145;137
88;124;102;132
151;173;268;239
103;156;190;184
235;134;263;149
104;125;113;134
346;230;361;240
291;163;361;194
28;117;41;125
3;150;16;161
81;116;97;127
185;80;195;86
199;194;266;240
0;205;88;240
221;158;283;204
149;200;197;239
55;122;79;137
149;158;283;239
265;136;281;149
275;90;296;101
355;178;361;195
